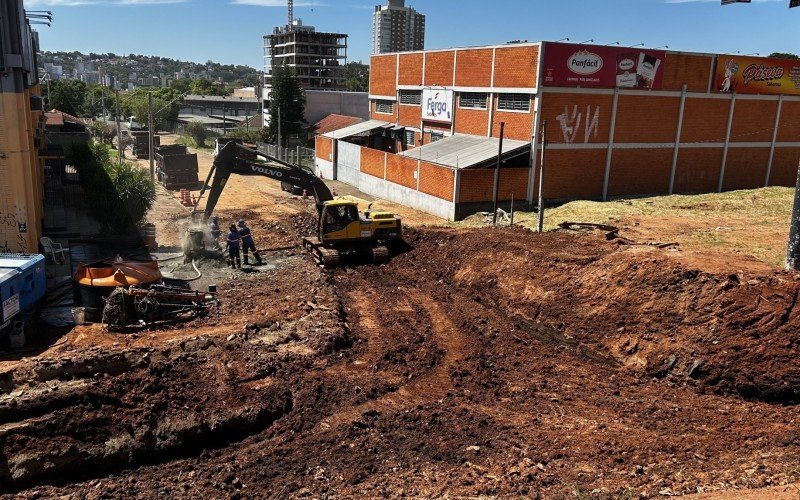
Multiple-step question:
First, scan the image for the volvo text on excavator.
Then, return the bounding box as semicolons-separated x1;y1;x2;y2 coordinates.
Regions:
187;142;403;267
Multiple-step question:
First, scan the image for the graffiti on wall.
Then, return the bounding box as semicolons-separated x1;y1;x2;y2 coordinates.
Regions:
556;105;601;144
0;213;28;252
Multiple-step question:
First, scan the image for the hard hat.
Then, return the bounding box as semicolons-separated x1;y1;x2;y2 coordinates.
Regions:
237;219;246;227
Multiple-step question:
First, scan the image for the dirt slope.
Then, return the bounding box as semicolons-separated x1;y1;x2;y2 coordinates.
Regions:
2;225;798;498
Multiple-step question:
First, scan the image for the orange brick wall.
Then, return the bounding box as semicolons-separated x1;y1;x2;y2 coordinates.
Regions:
776;101;800;143
722;148;770;191
398;104;420;128
674;148;723;194
315;136;332;161
424;51;455;87
680;98;730;143
731;99;778;143
459;168;529;203
454;105;489;136
370;55;397;96
386;155;418;189
419;162;455;201
770;148;800;187
534;149;607;200
492;96;534;140
540;93;614;144
614;96;680;144
398;52;423;86
608;149;672;197
493;46;538;88
361;148;386;179
662;53;713;92
455;49;493;87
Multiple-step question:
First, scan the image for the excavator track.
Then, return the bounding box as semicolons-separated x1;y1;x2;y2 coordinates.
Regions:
303;237;340;268
370;245;389;265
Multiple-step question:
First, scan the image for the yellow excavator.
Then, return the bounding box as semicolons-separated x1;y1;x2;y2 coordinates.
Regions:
191;142;403;267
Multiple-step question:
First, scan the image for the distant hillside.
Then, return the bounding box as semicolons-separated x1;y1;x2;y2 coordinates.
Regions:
39;50;261;86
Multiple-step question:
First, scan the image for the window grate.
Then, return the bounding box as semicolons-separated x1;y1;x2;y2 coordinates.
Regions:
497;94;530;112
399;90;422;106
376;100;394;114
459;92;487;109
404;130;415;146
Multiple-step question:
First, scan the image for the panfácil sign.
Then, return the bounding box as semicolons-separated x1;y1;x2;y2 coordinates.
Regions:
543;42;666;90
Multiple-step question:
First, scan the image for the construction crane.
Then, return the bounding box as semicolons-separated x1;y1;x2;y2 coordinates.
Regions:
288;0;293;25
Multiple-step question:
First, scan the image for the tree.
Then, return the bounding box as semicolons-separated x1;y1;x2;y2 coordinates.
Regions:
45;79;87;116
343;61;369;92
171;78;192;93
265;66;306;146
190;77;226;96
121;88;183;131
83;84;115;119
769;52;799;60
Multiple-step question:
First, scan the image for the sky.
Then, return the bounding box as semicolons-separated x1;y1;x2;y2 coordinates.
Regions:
26;0;800;69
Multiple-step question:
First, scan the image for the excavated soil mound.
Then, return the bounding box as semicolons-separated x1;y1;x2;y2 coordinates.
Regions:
4;226;799;498
400;227;800;404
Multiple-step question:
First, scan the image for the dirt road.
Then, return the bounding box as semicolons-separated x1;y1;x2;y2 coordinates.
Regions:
1;139;798;498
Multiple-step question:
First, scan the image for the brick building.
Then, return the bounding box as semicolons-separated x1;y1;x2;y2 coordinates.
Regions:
315;41;800;220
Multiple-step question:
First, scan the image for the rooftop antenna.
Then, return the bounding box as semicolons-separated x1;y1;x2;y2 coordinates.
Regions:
629;43;644;48
288;0;293;25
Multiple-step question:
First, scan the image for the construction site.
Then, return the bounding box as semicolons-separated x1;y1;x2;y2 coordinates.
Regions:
2;0;800;497
0;130;798;498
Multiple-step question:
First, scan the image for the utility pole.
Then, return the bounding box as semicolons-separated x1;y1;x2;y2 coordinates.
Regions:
148;91;155;181
537;121;547;233
114;89;123;164
492;122;505;225
786;158;800;270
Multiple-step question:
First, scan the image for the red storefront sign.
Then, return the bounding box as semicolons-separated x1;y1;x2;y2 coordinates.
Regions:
542;42;667;90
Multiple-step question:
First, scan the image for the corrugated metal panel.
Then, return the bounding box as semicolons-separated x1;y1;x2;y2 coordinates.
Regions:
398;134;530;169
323;119;390;139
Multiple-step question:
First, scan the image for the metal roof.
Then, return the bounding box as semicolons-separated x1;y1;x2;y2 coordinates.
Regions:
184;94;260;104
177;114;228;125
398;134;530;169
322;119;390;139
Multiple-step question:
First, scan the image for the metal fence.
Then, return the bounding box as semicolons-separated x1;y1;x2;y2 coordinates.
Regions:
256;142;315;170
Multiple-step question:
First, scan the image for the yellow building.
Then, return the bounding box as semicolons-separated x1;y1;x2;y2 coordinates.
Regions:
0;1;45;253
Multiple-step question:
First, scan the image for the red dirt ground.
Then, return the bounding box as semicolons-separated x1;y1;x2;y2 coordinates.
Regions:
1;140;798;498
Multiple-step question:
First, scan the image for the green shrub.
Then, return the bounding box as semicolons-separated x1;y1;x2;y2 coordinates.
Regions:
185;121;208;147
226;127;262;144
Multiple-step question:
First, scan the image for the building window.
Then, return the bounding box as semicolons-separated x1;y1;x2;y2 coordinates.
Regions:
376;100;394;114
399;90;422;106
430;131;444;143
459;92;488;109
404;129;415;146
497;94;530;112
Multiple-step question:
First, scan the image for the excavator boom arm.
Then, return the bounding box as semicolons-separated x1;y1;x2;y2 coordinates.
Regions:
199;142;333;221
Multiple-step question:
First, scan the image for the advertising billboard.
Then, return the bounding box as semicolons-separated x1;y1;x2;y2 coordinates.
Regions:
714;55;800;95
422;88;454;123
543;42;667;90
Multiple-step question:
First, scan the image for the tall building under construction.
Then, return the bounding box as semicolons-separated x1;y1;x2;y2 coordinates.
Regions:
263;19;348;91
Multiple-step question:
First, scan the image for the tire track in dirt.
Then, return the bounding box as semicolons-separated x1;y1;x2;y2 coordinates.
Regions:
321;288;467;430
